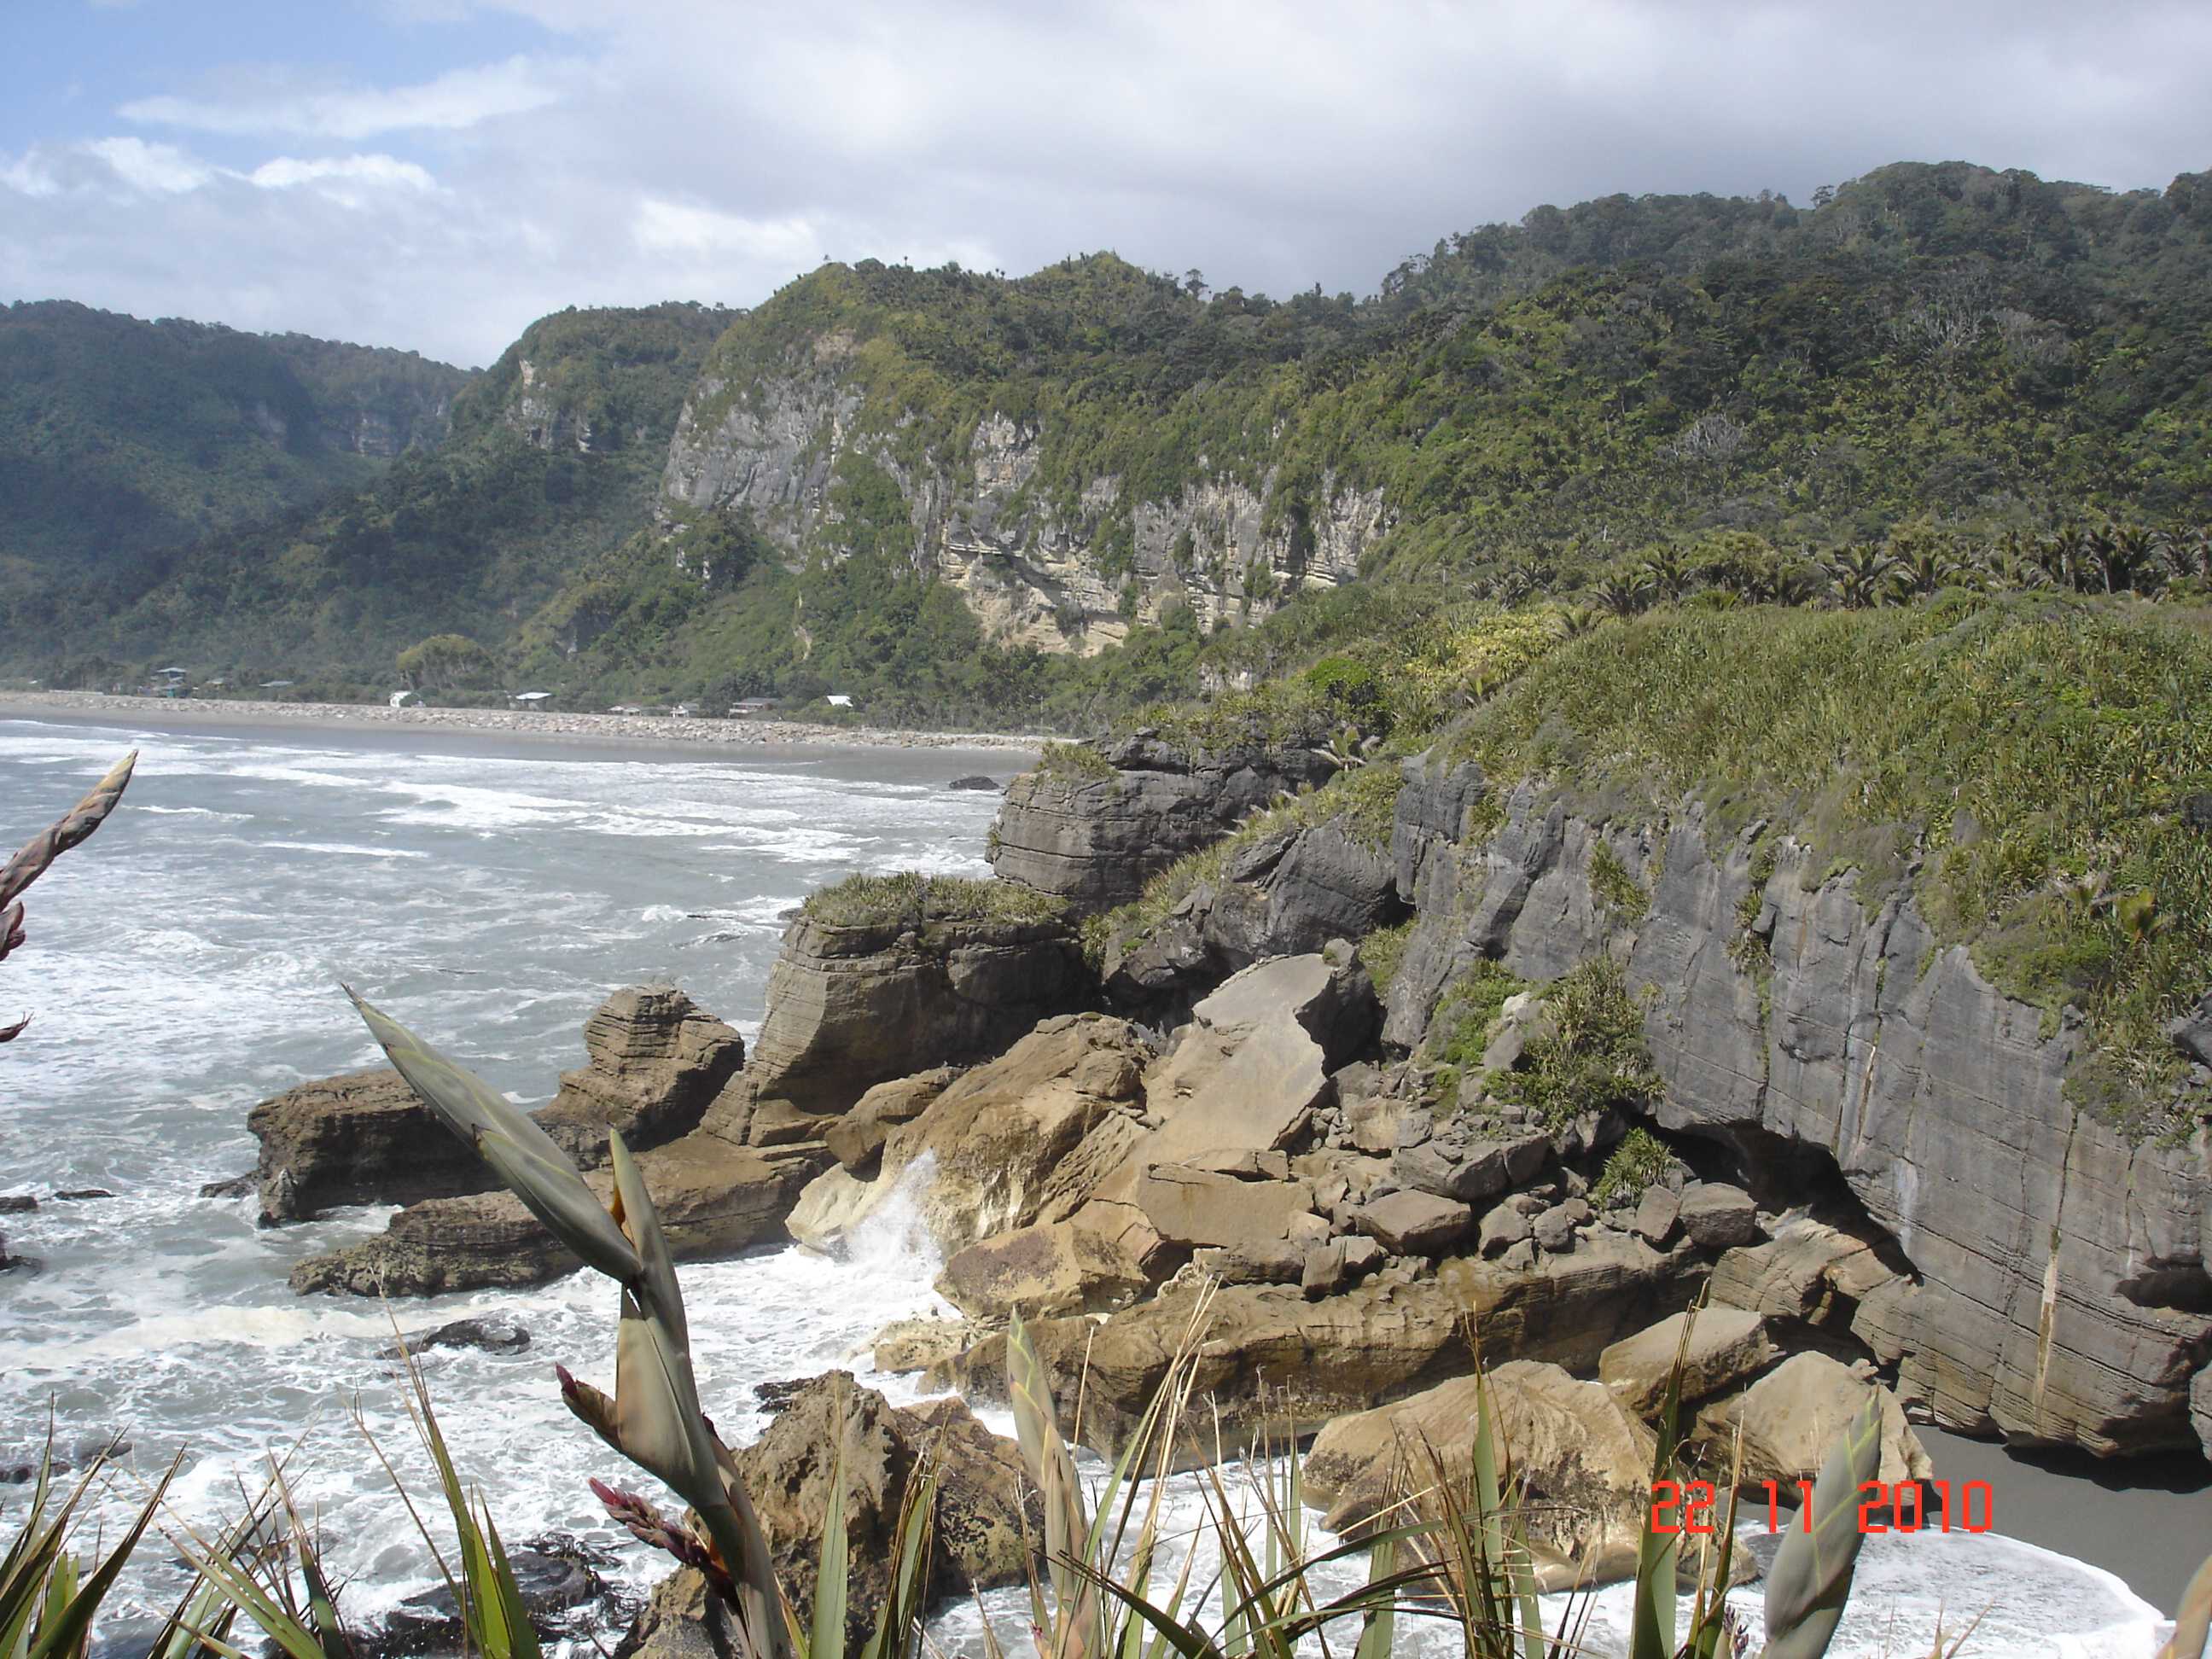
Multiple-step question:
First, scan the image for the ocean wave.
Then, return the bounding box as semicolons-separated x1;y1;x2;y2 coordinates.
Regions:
262;840;430;859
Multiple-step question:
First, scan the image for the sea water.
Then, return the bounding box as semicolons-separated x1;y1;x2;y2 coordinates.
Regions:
0;717;2174;1656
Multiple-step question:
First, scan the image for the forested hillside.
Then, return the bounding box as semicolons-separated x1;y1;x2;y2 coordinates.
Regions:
0;301;472;598
4;160;2209;722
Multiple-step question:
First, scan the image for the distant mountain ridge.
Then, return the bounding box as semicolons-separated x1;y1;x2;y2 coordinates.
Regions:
0;300;474;589
3;159;2208;723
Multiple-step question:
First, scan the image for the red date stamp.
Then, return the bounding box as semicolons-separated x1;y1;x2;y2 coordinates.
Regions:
1650;1479;1994;1534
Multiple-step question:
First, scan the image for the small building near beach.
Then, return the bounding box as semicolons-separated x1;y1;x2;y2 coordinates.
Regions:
509;690;554;708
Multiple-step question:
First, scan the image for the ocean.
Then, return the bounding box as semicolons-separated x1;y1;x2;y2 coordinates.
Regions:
0;715;2181;1656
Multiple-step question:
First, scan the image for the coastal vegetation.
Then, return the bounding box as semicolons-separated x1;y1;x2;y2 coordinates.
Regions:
6;162;2212;728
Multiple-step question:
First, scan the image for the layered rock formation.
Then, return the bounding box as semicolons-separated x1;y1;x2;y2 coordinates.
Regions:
288;1134;795;1296
1101;813;1404;1003
533;985;747;1165
660;355;1392;654
253;987;744;1225
988;734;1336;910
1382;776;2212;1456
247;1068;490;1224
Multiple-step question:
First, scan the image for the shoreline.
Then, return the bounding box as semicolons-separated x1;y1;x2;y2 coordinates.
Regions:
0;691;1045;754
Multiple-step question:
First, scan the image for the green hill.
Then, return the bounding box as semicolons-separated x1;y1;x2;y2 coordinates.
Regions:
0;300;473;591
4;160;2209;719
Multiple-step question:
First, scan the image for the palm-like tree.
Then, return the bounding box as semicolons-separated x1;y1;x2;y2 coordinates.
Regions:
1824;544;1896;608
1553;605;1602;640
1592;575;1651;618
2098;524;2165;595
1638;550;1693;603
1887;543;1963;602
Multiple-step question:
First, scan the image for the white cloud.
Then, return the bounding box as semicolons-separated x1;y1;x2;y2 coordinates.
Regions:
249;154;440;195
120;56;564;140
85;137;212;194
7;0;2211;367
632;201;818;264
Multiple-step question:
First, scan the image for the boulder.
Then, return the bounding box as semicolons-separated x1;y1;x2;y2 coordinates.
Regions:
376;1546;605;1655
1142;954;1375;1168
870;1316;978;1376
1353;1189;1470;1256
2168;992;2212;1067
799;1015;1150;1253
1695;1352;1932;1490
619;1568;735;1659
1133;1164;1325;1282
247;1068;488;1224
1531;1203;1580;1253
288;1132;797;1296
384;1315;532;1361
2193;1363;2212;1462
1304;1361;1656;1587
988;736;1336;911
532;986;747;1166
946;776;1000;791
1390;1117;1551;1205
1478;1202;1532;1256
1598;1309;1775;1417
1301;1236;1385;1298
1631;1185;1681;1248
823;1068;958;1172
1677;1183;1761;1250
934;1200;1167;1318
729;1375;1039;1648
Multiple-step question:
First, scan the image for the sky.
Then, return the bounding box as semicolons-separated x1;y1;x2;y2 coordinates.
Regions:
4;0;2211;369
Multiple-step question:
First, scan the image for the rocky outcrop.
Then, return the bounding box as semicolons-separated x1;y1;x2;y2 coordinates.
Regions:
533;987;746;1165
1103;817;1403;1003
709;902;1086;1155
253;987;746;1224
1304;1361;1656;1586
288;1132;797;1296
247;1068;488;1224
727;1375;1038;1649
1598;1308;1776;1417
988;735;1336;911
1386;777;2212;1457
939;1232;1705;1456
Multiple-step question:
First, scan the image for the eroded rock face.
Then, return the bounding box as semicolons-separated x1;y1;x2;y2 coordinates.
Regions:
288;1132;797;1295
1304;1361;1656;1587
253;987;745;1223
712;906;1086;1146
1103;818;1403;1004
247;1068;487;1224
533;986;747;1166
940;1234;1705;1457
792;1015;1151;1254
1388;779;2212;1456
988;736;1336;911
728;1375;1039;1650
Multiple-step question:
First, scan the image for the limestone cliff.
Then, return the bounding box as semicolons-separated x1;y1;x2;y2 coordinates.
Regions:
1385;767;2212;1458
656;301;1392;655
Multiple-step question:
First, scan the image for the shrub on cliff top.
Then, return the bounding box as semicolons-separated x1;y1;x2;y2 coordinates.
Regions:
802;870;1065;929
1450;595;2212;1089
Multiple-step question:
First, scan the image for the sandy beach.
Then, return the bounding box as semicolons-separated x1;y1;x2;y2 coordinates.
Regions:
0;690;1045;754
